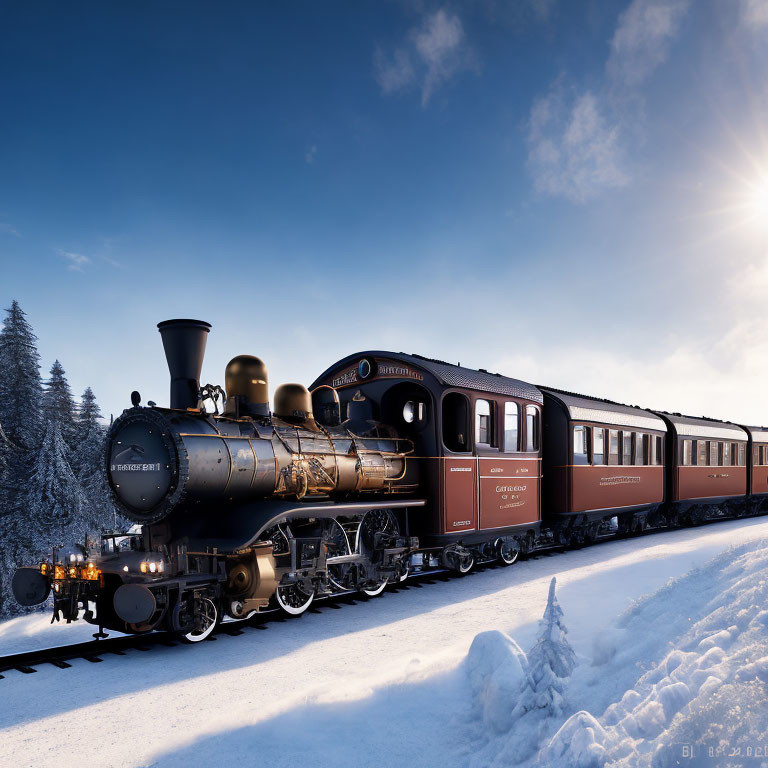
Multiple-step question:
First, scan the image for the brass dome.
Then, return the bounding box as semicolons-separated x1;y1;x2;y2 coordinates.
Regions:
224;355;269;417
274;383;313;421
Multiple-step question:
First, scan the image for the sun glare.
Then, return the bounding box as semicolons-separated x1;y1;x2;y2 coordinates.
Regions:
748;173;768;223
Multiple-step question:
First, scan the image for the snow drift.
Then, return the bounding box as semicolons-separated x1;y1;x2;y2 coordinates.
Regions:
541;538;768;767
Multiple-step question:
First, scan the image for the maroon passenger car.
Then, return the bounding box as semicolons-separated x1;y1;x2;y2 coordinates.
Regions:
540;389;667;532
652;412;748;516
740;426;768;505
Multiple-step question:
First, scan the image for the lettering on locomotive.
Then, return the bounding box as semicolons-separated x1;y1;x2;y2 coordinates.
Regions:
111;463;163;472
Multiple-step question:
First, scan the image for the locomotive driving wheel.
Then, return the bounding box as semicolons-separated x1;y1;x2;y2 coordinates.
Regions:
183;596;219;643
325;518;352;592
357;509;399;597
275;581;314;615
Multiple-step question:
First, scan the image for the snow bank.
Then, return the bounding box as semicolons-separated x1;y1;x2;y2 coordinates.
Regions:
467;630;531;733
543;538;768;767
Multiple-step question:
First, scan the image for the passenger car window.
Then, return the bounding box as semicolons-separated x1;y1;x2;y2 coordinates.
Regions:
475;399;492;447
723;442;731;466
573;426;589;465
635;433;646;465
525;406;539;452
608;430;619;465
739;443;746;466
682;440;692;466
622;432;632;465
697;440;707;466
504;402;519;452
710;441;720;466
593;427;605;465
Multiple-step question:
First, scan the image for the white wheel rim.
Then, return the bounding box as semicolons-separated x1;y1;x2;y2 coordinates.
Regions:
276;583;314;615
458;556;473;573
184;598;218;643
362;579;388;597
499;543;519;565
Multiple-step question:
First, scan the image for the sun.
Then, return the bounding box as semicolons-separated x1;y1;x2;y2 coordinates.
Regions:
747;173;768;223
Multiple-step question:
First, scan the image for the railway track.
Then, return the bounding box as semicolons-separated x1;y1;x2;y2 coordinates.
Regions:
2;511;761;679
0;569;455;679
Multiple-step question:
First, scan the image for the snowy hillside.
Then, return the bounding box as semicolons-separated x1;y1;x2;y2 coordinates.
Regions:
1;517;767;768
471;536;768;767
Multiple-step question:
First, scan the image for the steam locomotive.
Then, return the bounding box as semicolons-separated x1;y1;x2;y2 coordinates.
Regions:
11;319;768;642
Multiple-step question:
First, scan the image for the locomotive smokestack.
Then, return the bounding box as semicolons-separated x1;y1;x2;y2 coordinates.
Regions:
157;319;212;410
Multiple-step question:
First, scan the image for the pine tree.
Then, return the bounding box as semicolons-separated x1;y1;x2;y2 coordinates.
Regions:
0;302;43;618
0;300;43;451
73;387;119;532
77;387;101;441
42;360;78;451
526;577;577;717
21;419;88;552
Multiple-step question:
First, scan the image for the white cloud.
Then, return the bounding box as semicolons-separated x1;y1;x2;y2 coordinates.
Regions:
374;47;415;94
374;9;471;106
305;144;317;165
527;85;628;203
608;0;690;87
414;9;466;106
526;0;691;203
58;249;91;272
741;0;768;27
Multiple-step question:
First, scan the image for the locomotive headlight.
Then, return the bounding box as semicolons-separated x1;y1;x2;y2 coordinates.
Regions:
77;554;84;563
157;561;164;573
140;562;148;574
40;562;49;575
69;554;77;563
149;562;157;573
68;567;77;578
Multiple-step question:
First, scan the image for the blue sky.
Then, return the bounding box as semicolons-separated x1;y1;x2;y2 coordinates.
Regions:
1;1;767;423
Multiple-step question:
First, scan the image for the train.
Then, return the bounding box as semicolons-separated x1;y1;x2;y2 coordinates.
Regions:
11;318;768;642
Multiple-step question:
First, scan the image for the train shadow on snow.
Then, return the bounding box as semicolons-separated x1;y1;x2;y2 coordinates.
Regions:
2;517;767;733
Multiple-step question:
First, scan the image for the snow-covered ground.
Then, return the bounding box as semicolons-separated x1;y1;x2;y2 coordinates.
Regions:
1;517;767;768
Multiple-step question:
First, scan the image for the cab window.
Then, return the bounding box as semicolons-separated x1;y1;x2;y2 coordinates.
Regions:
504;402;519;452
525;406;540;452
475;399;493;447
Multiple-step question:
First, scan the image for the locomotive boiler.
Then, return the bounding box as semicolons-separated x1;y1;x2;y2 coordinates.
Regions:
12;319;422;641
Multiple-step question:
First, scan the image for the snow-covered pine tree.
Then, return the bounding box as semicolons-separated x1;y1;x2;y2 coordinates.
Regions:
0;300;43;452
73;387;120;532
526;577;577;717
42;360;78;451
20;418;88;561
0;301;43;617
